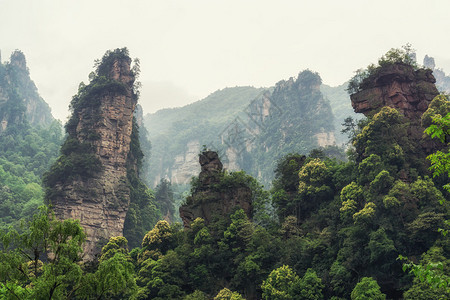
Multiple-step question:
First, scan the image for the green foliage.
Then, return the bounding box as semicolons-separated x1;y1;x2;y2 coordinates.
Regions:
291;268;324;300
272;154;306;222
124;117;160;249
424;109;450;192
43;137;102;196
347;44;417;95
421;94;450;128
0;120;63;229
399;255;450;291
0;206;85;299
184;290;208;300
214;288;246;300
78;251;137;299
353;202;376;225
261;265;300;300
99;236;130;263
154;178;176;222
350;277;386;300
354;107;408;165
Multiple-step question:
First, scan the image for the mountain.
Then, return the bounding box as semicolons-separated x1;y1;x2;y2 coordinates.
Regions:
0;50;62;229
144;86;265;186
43;48;160;258
423;54;450;93
144;70;339;189
0;50;54;133
320;81;361;144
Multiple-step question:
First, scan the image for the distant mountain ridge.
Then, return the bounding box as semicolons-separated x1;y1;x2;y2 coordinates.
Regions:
0;50;54;133
143;70;338;187
0;50;62;229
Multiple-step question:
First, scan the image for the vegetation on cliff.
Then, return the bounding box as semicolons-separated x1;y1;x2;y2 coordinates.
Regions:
347;44;417;95
43;48;160;254
0;47;449;299
0;51;62;229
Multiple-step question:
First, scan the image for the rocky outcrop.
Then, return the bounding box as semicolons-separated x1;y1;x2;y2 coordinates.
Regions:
350;64;439;120
0;50;54;134
49;50;138;260
350;63;442;157
179;151;252;228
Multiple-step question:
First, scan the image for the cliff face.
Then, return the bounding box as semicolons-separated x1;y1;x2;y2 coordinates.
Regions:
47;50;138;260
350;63;440;157
350;64;439;120
0;50;54;133
179;151;252;228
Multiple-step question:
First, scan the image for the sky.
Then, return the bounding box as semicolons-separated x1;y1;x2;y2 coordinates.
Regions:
1;0;450;122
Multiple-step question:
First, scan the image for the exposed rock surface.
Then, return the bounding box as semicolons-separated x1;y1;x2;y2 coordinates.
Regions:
0;50;54;134
350;63;441;155
350;64;439;120
179;151;252;228
50;52;137;260
169;140;201;185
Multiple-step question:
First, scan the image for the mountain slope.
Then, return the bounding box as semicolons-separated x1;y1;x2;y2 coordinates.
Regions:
143;70;338;188
0;50;62;228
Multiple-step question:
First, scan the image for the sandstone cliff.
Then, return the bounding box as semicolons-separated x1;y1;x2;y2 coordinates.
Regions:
350;63;438;120
179;151;252;228
348;61;445;176
45;49;140;260
350;63;439;152
0;50;54;134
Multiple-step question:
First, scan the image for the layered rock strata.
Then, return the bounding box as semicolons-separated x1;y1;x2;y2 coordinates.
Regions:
50;53;137;260
351;64;439;119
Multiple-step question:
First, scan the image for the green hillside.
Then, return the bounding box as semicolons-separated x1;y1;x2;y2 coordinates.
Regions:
0;51;63;229
144;86;266;185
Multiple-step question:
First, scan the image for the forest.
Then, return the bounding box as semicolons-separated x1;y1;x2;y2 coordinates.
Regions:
0;45;449;300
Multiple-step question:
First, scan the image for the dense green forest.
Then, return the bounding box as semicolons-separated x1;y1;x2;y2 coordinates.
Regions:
1;47;449;299
0;51;63;230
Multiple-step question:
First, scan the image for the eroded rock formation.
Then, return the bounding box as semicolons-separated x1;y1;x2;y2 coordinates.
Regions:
179;151;252;228
350;64;439;120
0;50;54;134
48;50;138;260
350;63;441;156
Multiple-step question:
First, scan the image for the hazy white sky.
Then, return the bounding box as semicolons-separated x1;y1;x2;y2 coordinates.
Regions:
1;0;450;121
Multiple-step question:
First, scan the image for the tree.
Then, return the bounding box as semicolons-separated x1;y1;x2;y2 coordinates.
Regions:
0;206;85;299
154;178;175;222
399;98;450;291
261;265;300;300
77;251;137;299
291;268;324;300
297;158;333;221
425;111;450;193
350;277;386;300
214;288;246;300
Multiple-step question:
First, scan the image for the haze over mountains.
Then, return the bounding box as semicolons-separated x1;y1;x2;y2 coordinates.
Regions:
0;44;449;299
